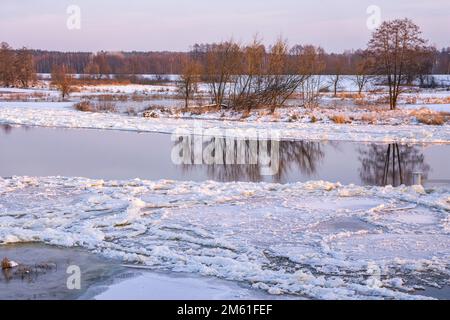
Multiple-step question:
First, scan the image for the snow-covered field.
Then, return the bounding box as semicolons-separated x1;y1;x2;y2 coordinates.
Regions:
1;76;450;143
0;176;449;299
1;103;449;143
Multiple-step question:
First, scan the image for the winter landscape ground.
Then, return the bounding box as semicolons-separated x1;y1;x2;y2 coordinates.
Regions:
1;1;450;303
1;74;449;300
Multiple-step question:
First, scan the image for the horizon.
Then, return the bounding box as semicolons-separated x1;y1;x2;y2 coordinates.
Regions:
1;0;449;53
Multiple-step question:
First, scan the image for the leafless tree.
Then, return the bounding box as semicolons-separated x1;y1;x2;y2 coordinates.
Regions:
84;61;101;79
229;37;266;111
0;42;16;87
367;18;433;109
352;51;373;94
264;38;300;112
329;55;346;96
14;47;36;88
202;41;241;108
51;65;75;100
178;57;202;109
295;45;326;108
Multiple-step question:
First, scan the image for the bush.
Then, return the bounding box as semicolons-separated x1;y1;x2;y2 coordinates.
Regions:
361;114;376;124
288;113;299;122
416;114;445;125
96;101;118;113
75;101;93;112
74;100;117;113
330;115;350;124
143;110;159;118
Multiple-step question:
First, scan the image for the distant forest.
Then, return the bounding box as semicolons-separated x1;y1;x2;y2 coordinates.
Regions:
30;47;450;75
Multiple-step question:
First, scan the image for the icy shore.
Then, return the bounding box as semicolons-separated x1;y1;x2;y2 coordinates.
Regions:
1;176;449;299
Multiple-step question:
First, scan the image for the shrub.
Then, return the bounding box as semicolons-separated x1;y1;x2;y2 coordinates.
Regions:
416;114;445;125
288;113;299;122
75;100;117;113
143;110;159;118
330;115;350;124
336;92;364;99
96;101;118;113
361;114;376;124
75;101;93;112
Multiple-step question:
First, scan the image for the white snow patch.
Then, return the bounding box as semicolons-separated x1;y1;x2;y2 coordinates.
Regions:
1;105;449;143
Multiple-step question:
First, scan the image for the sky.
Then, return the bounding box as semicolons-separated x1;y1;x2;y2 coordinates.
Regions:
0;0;449;53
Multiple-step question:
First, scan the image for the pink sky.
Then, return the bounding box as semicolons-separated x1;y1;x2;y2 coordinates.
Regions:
1;0;449;52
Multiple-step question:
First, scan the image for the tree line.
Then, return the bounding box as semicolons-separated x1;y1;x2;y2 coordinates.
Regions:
178;19;438;110
23;47;450;76
2;37;448;79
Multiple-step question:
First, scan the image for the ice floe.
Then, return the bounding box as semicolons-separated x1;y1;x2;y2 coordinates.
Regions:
0;176;449;299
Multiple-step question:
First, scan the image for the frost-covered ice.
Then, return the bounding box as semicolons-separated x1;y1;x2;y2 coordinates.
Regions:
1;104;449;143
1;176;449;299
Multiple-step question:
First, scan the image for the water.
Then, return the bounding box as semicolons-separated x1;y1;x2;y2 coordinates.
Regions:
1;125;449;186
0;244;124;300
0;244;298;300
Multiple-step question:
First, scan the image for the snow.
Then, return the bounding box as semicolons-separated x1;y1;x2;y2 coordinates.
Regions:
1;176;448;299
1;104;449;143
401;104;450;112
77;84;178;95
0;101;74;110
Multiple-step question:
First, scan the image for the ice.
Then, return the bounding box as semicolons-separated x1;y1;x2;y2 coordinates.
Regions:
0;176;448;299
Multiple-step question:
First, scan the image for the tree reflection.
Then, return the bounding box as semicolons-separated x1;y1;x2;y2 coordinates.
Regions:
0;124;13;134
177;137;325;183
273;140;325;183
358;143;430;186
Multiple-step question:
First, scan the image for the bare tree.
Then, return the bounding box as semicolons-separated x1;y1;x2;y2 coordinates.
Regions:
0;42;16;87
198;39;320;112
84;61;101;80
51;65;75;100
295;45;326;108
178;57;202;109
412;48;437;87
367;18;433;109
263;38;312;112
14;47;36;88
352;51;373;94
94;53;112;79
329;55;346;96
230;37;266;111
203;41;241;108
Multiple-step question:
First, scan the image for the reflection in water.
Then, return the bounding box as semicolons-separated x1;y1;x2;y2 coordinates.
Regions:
358;143;430;186
178;137;325;182
274;141;325;183
1;125;442;186
1;124;13;134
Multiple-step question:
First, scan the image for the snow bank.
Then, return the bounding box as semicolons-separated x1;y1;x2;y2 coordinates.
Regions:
1;176;449;299
1;105;449;143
